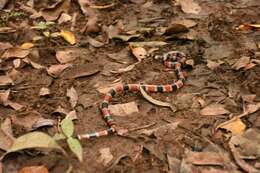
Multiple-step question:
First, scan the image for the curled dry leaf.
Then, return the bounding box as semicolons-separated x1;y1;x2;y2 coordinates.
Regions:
41;0;70;21
58;13;72;24
131;47;147;62
60;30;76;45
140;86;175;112
56;50;78;63
32;119;55;130
217;117;246;135
177;0;201;14
66;87;78;108
232;56;250;70
20;42;34;49
47;64;71;78
200;104;230;116
98;148;113;166
2;48;30;59
52;106;69;116
18;165;49;173
39;87;50;96
109;102;138;117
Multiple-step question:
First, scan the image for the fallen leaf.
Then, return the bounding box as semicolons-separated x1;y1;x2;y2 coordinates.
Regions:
167;155;181;173
0;27;16;33
140;86;175;111
20;42;34;49
110;62;138;74
98;148;113;166
218;117;246;135
41;0;71;21
0;90;10;106
66;110;77;120
18;166;49;173
11;112;42;131
232;56;250;70
2;48;30;59
0;0;8;9
109;102;139;117
89;3;115;9
58;13;72;24
39;87;50;96
131;47;147;62
128;41;168;47
56;50;78;63
0;75;13;86
67;137;83;162
177;0;201;14
23;58;45;69
207;60;224;70
242;94;256;103
171;19;197;28
244;62;256;70
47;64;71;77
61;63;100;79
246;103;260;114
86;35;104;47
236;24;260;31
32;119;55;130
61;118;74;137
96;80;122;94
82;9;100;33
0;42;12;50
13;59;21;68
7;101;24;111
0;118;14;151
66;87;78;108
140;122;180;137
164;24;189;35
60;30;76;45
52;106;69;116
200;104;230;116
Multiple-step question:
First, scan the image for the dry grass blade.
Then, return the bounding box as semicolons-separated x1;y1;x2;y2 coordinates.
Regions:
140;86;175;111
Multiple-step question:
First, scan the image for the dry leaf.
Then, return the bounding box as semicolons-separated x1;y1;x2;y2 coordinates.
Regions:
200;104;230;116
60;30;76;45
0;27;16;33
140;122;180;137
0;90;10;106
0;42;12;50
109;102;139;116
52;106;69;116
171;19;197;28
13;59;21;68
86;36;104;47
23;58;45;69
131;47;147;62
18;165;49;173
47;64;71;77
0;75;13;86
39;87;50;96
207;60;224;70
2;48;30;59
178;0;201;14
164;24;189;35
32;119;55;130
66;110;77;120
232;56;250;70
110;62;138;74
58;13;72;24
218;117;246;135
140;86;175;111
20;42;34;49
241;94;256;103
11;112;42;132
67;87;78;108
56;50;78;63
7;101;24;111
0;118;14;151
236;24;260;31
89;3;115;9
98;148;113;166
41;0;70;21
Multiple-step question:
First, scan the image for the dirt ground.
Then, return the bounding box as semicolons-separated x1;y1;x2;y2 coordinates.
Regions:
0;0;260;173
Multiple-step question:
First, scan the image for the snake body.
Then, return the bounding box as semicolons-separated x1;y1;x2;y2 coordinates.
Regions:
78;51;189;140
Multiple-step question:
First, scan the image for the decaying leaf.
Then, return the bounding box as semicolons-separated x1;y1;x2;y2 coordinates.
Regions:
0;75;13;86
171;19;197;28
47;64;71;77
232;56;250;70
140;86;175;111
18;166;49;173
2;48;30;59
0;42;12;50
177;0;201;14
20;42;34;49
0;118;15;151
86;35;104;48
200;104;230;116
207;60;224;70
56;50;78;63
67;137;83;162
217;117;246;135
241;94;256;103
0;90;23;110
23;58;45;69
98;148;113;166
58;13;72;24
39;87;50;96
131;47;147;62
109;102;139;117
66;87;78;108
11;112;42;131
60;30;76;45
61;118;74;137
110;62;138;74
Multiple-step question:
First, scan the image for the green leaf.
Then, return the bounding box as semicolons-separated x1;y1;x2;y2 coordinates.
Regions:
6;132;64;154
61;118;74;137
67;137;83;162
53;133;66;141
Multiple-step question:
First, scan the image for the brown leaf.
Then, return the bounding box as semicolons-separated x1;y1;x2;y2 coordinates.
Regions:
7;101;24;111
200;104;230;116
242;94;256;103
11;112;42;132
41;0;70;21
23;58;45;69
66;110;77;120
2;48;30;59
218;117;246;135
47;64;71;77
131;47;147;62
110;63;138;74
96;80;122;94
207;60;224;70
56;49;78;63
178;0;201;14
39;87;50;96
58;12;72;24
0;42;12;50
52;106;69;116
0;90;10;106
0;118;14;151
128;41;168;47
0;27;16;33
232;56;250;70
109;102;139;117
0;0;8;9
0;75;13;86
18;165;49;173
66;87;78;108
140;122;180;137
86;35;104;47
32;119;55;130
97;148;113;166
171;19;197;28
61;63;100;79
89;3;115;9
236;24;260;31
60;30;76;45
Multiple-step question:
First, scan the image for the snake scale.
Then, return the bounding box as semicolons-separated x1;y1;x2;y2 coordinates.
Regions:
77;51;190;140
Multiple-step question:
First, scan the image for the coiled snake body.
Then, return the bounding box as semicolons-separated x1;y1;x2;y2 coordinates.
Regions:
78;51;190;140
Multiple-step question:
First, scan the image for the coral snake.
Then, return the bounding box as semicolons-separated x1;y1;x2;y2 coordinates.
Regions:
77;51;191;140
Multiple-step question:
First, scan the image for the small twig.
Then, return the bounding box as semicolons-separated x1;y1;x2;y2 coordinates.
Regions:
128;122;157;132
